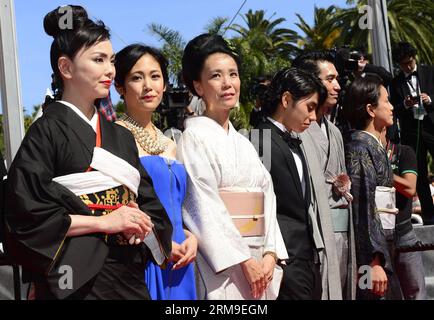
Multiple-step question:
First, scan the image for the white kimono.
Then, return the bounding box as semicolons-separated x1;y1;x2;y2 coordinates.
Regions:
177;116;288;300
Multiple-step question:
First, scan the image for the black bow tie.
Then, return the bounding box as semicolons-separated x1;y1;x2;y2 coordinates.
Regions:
282;132;302;149
406;71;417;80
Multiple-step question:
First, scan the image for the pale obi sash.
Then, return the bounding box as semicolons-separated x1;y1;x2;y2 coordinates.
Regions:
52;147;166;266
53;147;140;197
375;186;399;230
219;187;265;237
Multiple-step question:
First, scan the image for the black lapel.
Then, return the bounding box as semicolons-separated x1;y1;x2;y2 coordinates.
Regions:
44;102;96;156
399;72;408;96
416;65;426;92
265;119;304;199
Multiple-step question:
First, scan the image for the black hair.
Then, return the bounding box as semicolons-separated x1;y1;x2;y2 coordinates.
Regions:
114;43;169;99
343;73;384;130
292;50;336;78
182;33;241;96
392;42;418;63
261;67;327;117
43;5;110;99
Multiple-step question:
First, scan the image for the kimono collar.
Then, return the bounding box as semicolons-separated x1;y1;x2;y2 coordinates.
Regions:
184;115;236;136
361;130;383;148
59;100;98;132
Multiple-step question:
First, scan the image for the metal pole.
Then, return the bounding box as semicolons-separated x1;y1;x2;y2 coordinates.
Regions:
0;0;24;168
368;0;393;74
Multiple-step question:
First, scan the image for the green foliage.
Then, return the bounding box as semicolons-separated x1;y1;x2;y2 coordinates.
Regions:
114;100;126;115
3;0;432;159
296;1;434;64
148;23;186;84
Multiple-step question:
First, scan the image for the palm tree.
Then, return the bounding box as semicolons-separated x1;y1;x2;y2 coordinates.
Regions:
148;23;186;84
295;5;344;50
226;10;298;129
204;16;229;35
386;0;434;64
230;9;299;59
335;0;434;64
294;1;433;65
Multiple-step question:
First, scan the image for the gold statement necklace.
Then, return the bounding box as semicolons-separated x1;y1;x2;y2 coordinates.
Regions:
120;114;168;155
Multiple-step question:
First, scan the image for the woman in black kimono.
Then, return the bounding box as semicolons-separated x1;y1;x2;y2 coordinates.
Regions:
4;5;172;300
343;74;395;300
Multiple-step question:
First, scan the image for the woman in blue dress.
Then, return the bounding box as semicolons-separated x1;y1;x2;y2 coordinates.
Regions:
114;44;197;300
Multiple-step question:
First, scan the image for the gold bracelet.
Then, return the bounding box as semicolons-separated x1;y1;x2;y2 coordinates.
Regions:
263;251;278;262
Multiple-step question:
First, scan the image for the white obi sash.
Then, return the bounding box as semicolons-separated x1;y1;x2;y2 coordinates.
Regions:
53;147;166;265
53;147;140;197
375;186;399;230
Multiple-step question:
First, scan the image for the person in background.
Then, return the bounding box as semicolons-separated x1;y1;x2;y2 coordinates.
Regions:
390;42;434;224
382;131;427;300
293;51;357;300
343;73;395;299
249;76;271;127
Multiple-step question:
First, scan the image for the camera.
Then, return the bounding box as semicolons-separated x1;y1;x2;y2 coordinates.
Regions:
155;84;191;132
409;92;420;101
163;85;191;109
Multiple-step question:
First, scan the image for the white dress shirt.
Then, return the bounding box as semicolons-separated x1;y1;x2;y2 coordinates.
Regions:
267;117;306;196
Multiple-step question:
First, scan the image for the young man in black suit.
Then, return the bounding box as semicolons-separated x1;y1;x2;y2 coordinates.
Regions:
255;68;328;299
390;42;434;224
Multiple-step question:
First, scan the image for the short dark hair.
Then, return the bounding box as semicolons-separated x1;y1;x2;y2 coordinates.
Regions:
292;50;336;78
343;73;384;130
392;42;417;63
43;5;110;99
114;43;169;96
182;33;241;96
262;67;327;117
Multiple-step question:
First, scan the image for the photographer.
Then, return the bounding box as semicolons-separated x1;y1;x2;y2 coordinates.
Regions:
332;46;392;133
390;42;434;224
249;76;271;127
335;47;393;87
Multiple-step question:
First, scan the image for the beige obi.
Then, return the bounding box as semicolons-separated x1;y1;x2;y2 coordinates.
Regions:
219;191;265;237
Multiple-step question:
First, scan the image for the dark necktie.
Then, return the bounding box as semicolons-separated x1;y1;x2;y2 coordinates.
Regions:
282;131;302;150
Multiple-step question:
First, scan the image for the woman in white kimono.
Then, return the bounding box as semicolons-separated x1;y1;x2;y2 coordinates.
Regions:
177;33;288;300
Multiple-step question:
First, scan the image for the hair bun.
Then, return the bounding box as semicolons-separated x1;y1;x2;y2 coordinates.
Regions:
43;5;89;37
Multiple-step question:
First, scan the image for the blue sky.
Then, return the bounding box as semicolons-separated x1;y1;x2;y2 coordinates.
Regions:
11;0;349;113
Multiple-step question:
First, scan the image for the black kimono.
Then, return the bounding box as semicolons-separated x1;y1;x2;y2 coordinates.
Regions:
344;130;393;298
4;102;172;300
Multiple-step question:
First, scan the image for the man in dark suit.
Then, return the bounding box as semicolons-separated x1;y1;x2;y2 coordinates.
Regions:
254;68;327;299
249;76;271;127
390;42;434;223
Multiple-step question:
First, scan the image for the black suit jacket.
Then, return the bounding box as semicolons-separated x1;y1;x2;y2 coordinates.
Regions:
390;64;434;143
256;120;314;261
